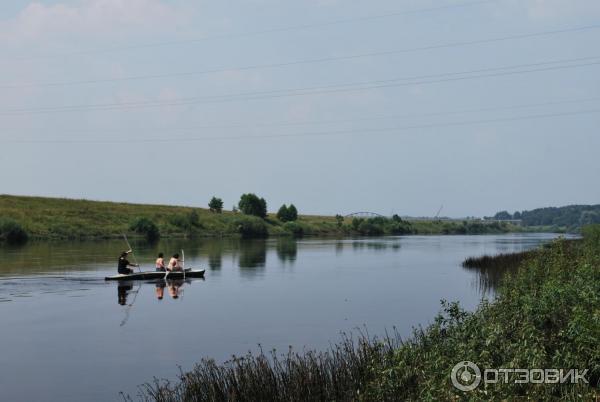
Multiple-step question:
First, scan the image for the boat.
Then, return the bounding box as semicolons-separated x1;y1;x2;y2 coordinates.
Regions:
105;268;205;281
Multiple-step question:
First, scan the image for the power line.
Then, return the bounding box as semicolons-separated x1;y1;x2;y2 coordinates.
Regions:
3;108;599;144
3;22;600;89
1;55;599;115
3;94;599;134
8;0;494;61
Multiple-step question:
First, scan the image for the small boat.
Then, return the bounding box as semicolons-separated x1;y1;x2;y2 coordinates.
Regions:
105;268;205;281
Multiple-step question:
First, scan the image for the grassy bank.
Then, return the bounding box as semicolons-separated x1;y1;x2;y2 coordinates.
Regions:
133;226;600;401
0;194;520;241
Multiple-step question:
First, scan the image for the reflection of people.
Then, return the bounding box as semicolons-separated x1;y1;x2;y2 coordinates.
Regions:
168;279;184;299
118;283;133;305
155;252;166;272
168;253;183;271
155;280;166;300
118;251;138;274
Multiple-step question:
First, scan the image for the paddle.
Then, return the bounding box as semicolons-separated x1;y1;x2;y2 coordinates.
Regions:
122;234;141;273
182;249;185;281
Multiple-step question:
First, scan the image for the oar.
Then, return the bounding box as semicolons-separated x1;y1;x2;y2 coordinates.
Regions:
123;234;142;272
182;249;185;281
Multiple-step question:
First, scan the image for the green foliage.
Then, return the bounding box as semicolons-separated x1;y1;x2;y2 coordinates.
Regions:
282;221;304;237
499;204;600;230
494;210;513;220
276;203;299;222
582;224;600;249
335;214;344;228
129;217;160;241
0;218;29;244
229;216;268;238
238;193;267;218
208;197;223;213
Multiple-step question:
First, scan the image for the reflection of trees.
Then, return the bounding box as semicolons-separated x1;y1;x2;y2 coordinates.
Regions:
238;240;267;270
351;241;401;252
276;238;297;264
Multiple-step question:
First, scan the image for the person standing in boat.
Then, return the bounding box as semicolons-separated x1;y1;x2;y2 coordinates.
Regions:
118;250;138;275
155;252;166;272
168;253;183;271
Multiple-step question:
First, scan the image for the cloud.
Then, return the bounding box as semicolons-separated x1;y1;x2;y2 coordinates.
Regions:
0;0;184;45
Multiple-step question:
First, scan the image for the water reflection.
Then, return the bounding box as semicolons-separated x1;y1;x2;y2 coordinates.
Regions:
276;238;297;264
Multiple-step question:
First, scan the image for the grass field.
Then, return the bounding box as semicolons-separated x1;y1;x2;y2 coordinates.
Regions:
0;194;521;241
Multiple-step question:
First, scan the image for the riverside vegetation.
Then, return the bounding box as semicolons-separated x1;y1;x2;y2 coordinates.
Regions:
132;226;600;401
0;194;519;243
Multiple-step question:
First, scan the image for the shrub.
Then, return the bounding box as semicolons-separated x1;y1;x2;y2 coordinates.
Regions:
238;193;267;218
0;218;28;244
335;214;344;228
130;217;160;241
283;221;304;237
208;197;223;213
230;216;268;238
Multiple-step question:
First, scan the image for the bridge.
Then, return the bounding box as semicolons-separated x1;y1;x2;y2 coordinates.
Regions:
344;211;386;218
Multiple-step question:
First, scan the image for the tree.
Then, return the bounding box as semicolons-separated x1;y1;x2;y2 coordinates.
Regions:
494;211;512;220
208;197;223;213
238;193;267;218
277;204;299;222
277;204;289;221
513;211;522;220
287;204;298;221
335;214;344;228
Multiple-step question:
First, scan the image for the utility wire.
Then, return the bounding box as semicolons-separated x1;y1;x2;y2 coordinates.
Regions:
3;108;599;144
1;55;599;116
2;22;599;89
2;94;599;134
7;0;494;61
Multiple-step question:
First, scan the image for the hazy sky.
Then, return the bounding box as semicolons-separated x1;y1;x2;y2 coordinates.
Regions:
0;0;599;217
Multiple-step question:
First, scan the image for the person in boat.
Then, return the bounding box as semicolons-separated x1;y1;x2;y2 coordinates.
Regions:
155;252;166;272
118;250;139;275
167;253;183;271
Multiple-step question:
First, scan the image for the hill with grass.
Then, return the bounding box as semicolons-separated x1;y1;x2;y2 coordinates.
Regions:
0;194;521;242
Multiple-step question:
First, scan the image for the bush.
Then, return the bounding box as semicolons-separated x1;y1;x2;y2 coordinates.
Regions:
283;221;304;237
335;214;344;228
230;216;268;238
0;218;28;244
287;204;298;221
238;193;267;218
208;197;223;213
130;217;160;241
277;204;289;221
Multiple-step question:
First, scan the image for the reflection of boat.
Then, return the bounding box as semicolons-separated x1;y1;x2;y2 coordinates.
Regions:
105;268;205;281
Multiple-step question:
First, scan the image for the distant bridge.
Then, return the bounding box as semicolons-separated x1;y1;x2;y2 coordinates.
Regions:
344;211;386;218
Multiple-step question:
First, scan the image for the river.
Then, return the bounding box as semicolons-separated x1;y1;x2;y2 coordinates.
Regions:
0;233;563;401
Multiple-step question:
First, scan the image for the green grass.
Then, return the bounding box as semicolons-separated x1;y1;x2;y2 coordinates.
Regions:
0;194;521;241
133;227;600;401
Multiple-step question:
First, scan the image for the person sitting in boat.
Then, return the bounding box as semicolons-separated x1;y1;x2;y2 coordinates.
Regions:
168;253;183;271
155;252;166;272
118;250;138;275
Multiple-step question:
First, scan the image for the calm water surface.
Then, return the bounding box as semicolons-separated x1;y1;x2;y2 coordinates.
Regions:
0;233;563;401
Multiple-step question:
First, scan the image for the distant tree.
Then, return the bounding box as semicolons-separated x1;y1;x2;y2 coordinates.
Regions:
494;211;512;220
277;204;289;221
238;193;267;218
287;204;298;221
335;214;344;228
208;197;223;213
232;205;238;213
513;211;522;220
392;214;403;222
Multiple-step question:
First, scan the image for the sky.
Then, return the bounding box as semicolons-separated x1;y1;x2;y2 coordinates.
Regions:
0;0;599;217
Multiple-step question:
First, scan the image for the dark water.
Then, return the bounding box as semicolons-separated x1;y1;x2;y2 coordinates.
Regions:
0;234;563;401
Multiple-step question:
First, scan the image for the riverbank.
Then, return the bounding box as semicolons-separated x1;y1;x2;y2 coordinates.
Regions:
134;226;599;401
0;194;522;241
